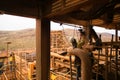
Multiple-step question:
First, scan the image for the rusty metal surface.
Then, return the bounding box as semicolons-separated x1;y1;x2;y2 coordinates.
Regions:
68;46;93;80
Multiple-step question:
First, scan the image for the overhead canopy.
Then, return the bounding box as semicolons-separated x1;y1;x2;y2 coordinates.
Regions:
0;0;120;29
0;0;39;18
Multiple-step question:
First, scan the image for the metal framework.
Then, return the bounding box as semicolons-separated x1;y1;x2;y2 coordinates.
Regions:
0;0;120;80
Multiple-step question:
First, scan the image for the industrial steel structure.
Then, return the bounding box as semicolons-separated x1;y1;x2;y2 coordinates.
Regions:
0;0;120;80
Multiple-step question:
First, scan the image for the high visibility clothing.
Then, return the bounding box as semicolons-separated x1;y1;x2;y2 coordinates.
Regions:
9;56;13;62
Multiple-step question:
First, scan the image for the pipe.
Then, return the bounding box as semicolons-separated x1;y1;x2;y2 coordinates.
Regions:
51;52;75;62
68;45;94;80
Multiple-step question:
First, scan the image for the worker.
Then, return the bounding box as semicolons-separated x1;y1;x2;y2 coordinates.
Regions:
9;52;15;72
76;29;86;80
67;44;95;80
77;29;86;49
71;28;86;80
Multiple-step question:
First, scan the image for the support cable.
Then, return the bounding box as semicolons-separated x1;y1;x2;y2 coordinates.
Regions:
61;24;73;80
60;24;81;80
61;24;72;46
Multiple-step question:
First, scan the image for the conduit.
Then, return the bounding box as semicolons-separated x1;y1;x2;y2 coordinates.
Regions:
68;46;93;80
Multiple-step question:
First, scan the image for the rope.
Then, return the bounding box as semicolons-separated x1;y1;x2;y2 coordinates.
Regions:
61;24;80;45
73;27;76;38
61;24;79;80
61;24;71;46
76;26;80;42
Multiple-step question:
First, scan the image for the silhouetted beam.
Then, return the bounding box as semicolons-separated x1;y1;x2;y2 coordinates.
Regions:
45;0;90;18
0;0;37;8
69;0;120;22
88;26;99;41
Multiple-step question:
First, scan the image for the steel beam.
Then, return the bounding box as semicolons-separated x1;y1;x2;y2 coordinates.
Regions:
36;18;50;80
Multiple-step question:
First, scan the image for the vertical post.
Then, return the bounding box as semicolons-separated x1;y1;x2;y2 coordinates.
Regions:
115;27;118;42
96;34;102;80
51;56;55;69
96;48;100;80
20;53;22;80
69;56;72;80
88;24;92;44
105;47;108;80
84;21;91;43
7;43;8;56
115;27;118;80
6;41;11;77
25;53;27;69
110;35;113;72
6;42;11;56
13;53;17;79
36;18;50;80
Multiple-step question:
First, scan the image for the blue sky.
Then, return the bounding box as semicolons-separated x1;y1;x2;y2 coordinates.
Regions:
0;14;118;35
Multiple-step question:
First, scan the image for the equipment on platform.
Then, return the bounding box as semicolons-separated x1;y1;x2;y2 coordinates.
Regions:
28;61;36;80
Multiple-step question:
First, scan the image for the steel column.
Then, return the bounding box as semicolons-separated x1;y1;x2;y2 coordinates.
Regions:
36;18;50;80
